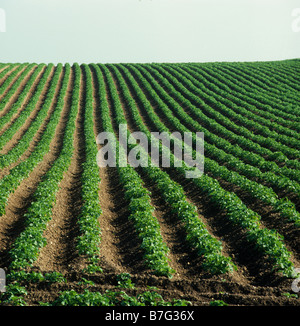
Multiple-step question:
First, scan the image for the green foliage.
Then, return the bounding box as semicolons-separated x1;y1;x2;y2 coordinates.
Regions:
0;283;27;306
50;289;191;306
0;60;298;289
113;62;296;277
7;271;66;283
209;300;228;306
116;273;135;289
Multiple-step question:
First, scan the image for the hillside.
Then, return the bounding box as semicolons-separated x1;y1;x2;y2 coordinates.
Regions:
0;60;299;306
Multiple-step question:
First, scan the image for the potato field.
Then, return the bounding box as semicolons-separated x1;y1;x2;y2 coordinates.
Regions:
0;59;299;306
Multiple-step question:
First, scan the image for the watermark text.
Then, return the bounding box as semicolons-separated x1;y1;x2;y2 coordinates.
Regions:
292;8;300;33
0;8;6;33
96;124;204;179
0;268;6;292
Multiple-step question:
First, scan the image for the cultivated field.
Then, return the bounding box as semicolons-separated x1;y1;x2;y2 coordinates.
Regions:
0;59;299;306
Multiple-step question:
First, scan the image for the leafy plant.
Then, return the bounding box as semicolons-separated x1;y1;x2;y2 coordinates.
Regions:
116;273;135;289
209;300;228;306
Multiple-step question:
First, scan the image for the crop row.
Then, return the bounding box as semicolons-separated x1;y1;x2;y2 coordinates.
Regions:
189;63;300;123
0;64;63;168
0;64;22;95
141;64;300;175
218;63;299;106
0;64;29;107
0;64;69;217
125;64;300;227
0;61;297;279
201;62;299;116
0;64;39;120
101;63;235;275
242;63;300;97
181;64;300;134
77;64;102;272
113;63;295;277
92;63;174;277
150;64;300;158
8;63;74;269
0;63;51;145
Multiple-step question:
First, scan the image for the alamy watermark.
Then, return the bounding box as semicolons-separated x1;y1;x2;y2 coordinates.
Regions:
291;268;300;293
96;124;204;179
0;268;6;292
0;8;6;33
292;8;300;33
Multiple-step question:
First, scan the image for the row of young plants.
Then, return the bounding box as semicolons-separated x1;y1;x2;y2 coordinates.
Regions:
48;288;191;306
273;63;300;88
190;63;300;125
92;63;174;277
0;63;51;144
0;64;12;78
216;66;299;122
114;63;296;277
77;64;102;272
274;59;300;73
219;63;299;107
0;64;63;168
6;62;103;271
183;64;300;134
144;64;300;174
158;64;300;179
0;64;29;106
0;64;38;118
7;63;77;270
152;64;300;174
0;64;70;220
204;62;300;118
144;63;300;181
0;272;191;306
126;64;300;227
187;63;300;136
2;64;102;303
245;63;300;98
151;64;300;158
0;64;21;94
102;63;235;275
216;62;294;103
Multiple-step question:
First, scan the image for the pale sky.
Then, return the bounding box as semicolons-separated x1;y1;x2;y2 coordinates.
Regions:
0;0;299;64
